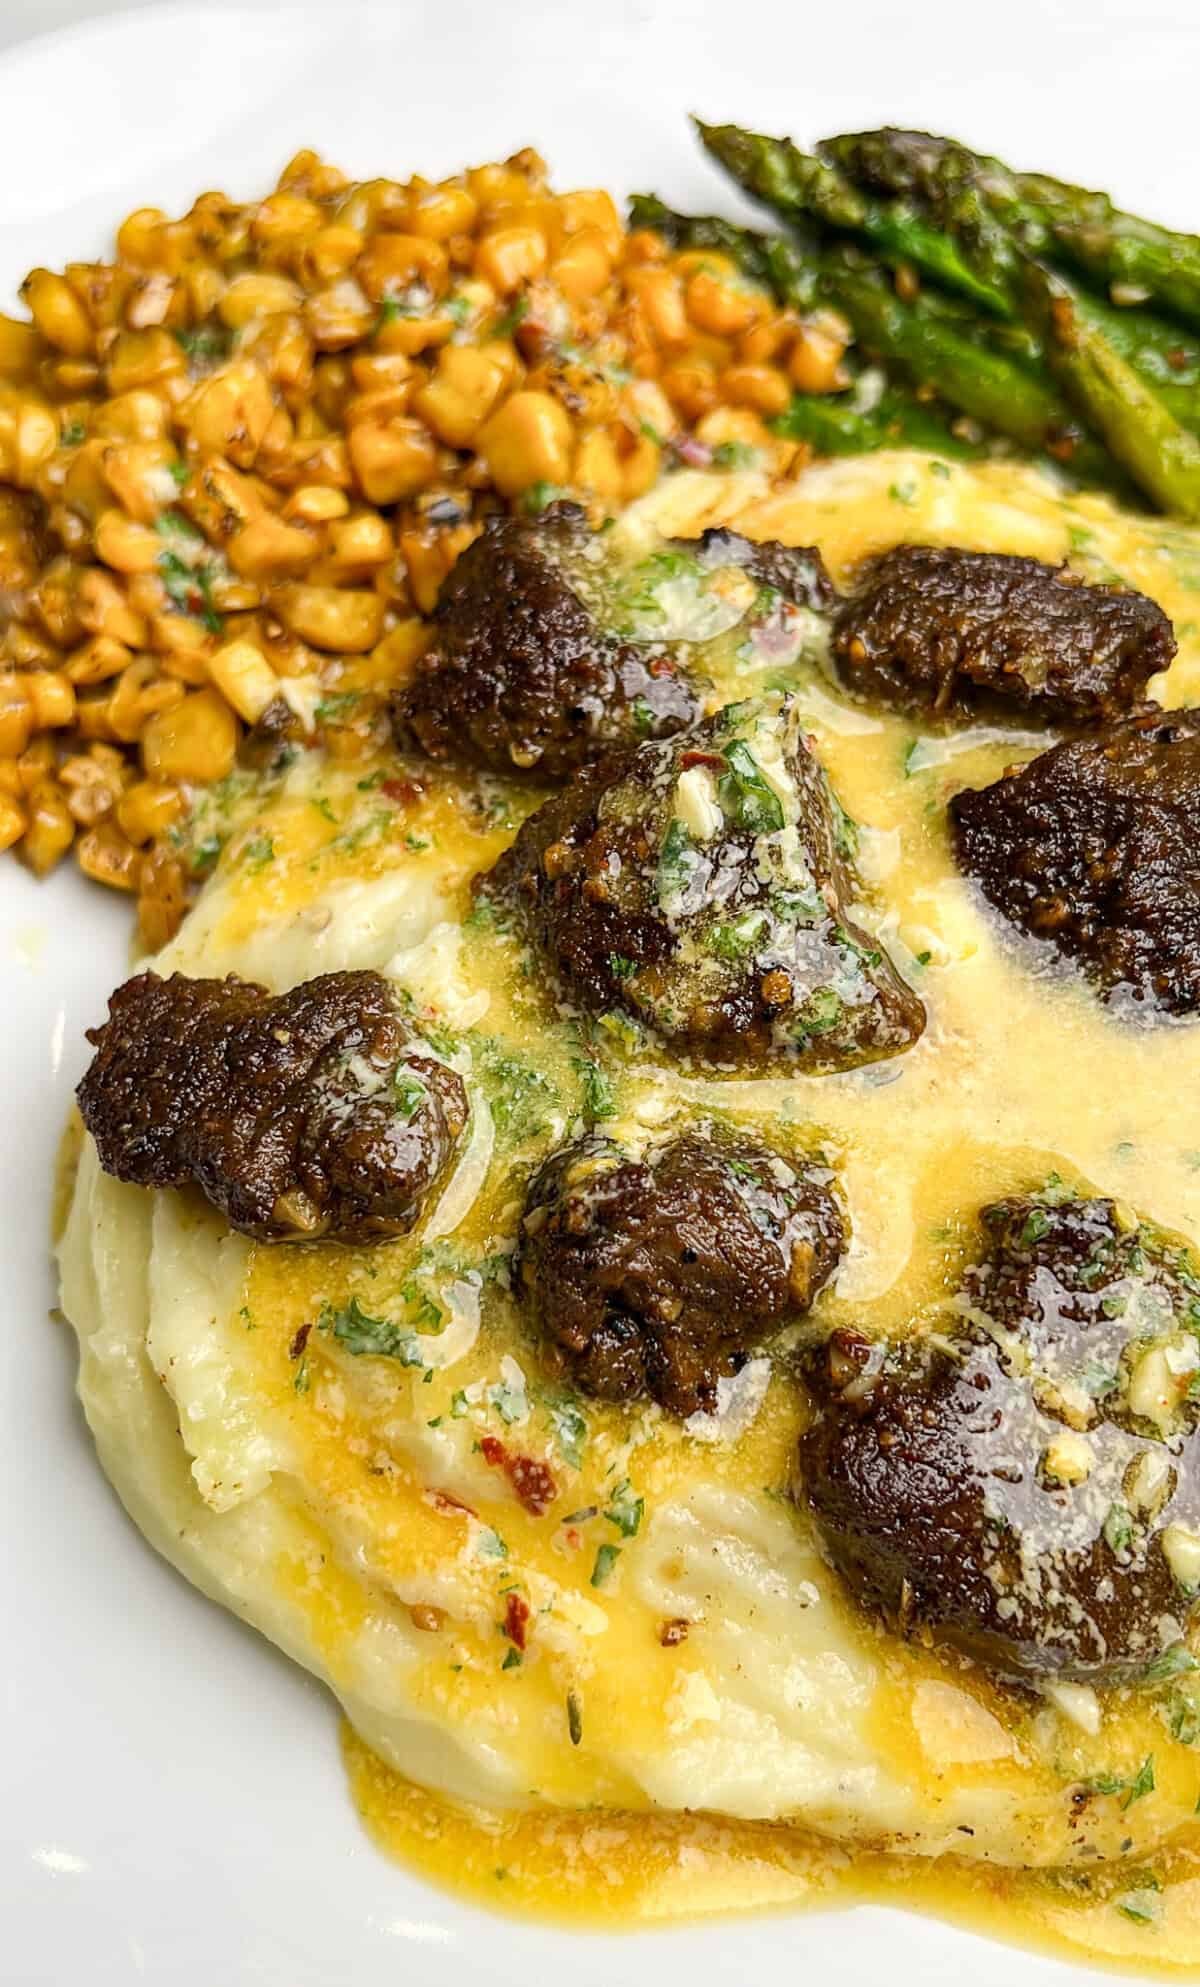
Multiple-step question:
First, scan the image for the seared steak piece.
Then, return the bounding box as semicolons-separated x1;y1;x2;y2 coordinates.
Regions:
483;692;924;1071
392;502;833;780
951;706;1200;1014
77;969;467;1243
802;1190;1200;1682
832;545;1174;722
518;1123;844;1416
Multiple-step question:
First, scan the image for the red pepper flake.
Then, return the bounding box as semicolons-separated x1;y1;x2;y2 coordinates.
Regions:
287;1321;311;1362
659;1617;690;1647
479;1435;557;1516
381;776;423;805
678;748;726;770
429;1488;477;1519
503;1591;530;1651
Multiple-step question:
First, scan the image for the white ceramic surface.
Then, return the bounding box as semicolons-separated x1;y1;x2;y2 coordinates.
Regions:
2;5;1196;1979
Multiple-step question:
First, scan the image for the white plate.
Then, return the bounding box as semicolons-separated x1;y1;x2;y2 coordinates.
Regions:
3;4;1198;1980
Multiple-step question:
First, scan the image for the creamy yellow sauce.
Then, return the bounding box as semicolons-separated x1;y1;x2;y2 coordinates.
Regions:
344;1724;1200;1971
65;453;1200;1968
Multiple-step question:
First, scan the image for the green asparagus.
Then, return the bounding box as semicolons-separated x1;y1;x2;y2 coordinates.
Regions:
694;120;1012;316
1027;262;1200;519
822;127;1200;330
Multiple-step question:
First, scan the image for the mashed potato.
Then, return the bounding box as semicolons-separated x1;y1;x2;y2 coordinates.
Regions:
58;459;1200;1928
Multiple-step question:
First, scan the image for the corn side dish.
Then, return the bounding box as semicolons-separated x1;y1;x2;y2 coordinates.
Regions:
0;145;853;948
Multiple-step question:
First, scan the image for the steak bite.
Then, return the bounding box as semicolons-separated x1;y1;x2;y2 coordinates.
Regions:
77;969;468;1243
951;707;1200;1014
518;1123;844;1416
392;502;833;780
801;1189;1200;1682
484;692;925;1071
832;545;1175;723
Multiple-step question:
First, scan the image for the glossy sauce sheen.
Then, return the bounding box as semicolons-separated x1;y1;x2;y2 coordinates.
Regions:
78;454;1200;1968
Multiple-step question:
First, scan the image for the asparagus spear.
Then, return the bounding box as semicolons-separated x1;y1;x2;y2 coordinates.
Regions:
772;383;981;459
1027;262;1200;520
823;128;1200;330
695;120;1012;316
820;254;1115;483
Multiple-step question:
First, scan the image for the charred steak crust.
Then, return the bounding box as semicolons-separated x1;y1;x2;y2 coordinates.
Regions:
951;707;1200;1014
392;502;698;778
801;1192;1200;1682
77;969;468;1243
483;694;925;1071
517;1124;845;1417
832;545;1175;723
392;503;836;781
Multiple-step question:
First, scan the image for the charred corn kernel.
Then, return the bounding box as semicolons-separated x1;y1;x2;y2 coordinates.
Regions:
299;224;365;287
101;440;179;523
356;235;448;304
557;190;621;256
0;314;41;381
737;316;794;365
480;390;572;495
142;687;238;782
93;389;169;441
66;634;132;686
626;267;689;346
218;271;304;327
694;405;770;452
572;427;624;500
624;228;669;265
22;269;93;357
349;350;413;394
550;227;613;304
16;736;56;791
176;458;264;543
252;192;323;244
347;416;438;504
413;345;508;447
116;207;167;268
227;514;318;581
116;777;182;845
60;752;123;825
409;184;477;241
105;327;186;396
78;822;140;891
356;617;430;689
14;397;58;486
304;279;377;350
0;790;27;852
277;583;383;653
4;624;58;670
475;224;547;296
25;671;76;729
719;361;791;417
74;694;116;742
107;659;185;742
283;484;349;523
788;312;851;394
181;359;274;466
660;354;720;420
0;679;33;756
76;569;146;647
326;512;393;574
343;383;413;429
0;761;23;799
685;265;762;338
95;508;163;574
206;638;278;721
623;378;675;443
619;431;661;500
136;844;188;952
19;782;72;872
